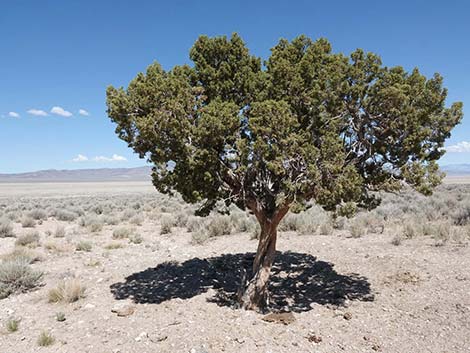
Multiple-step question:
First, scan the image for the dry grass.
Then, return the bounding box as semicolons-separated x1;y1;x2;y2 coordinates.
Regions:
37;331;55;346
104;242;124;250
5;317;20;333
48;279;86;303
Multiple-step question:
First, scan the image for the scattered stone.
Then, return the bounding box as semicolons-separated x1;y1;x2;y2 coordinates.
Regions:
372;344;382;351
135;331;147;342
111;302;136;317
262;312;295;325
343;312;353;320
306;333;322;343
149;333;168;343
84;303;96;309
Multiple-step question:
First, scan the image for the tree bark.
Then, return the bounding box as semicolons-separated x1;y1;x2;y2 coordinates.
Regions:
238;206;289;311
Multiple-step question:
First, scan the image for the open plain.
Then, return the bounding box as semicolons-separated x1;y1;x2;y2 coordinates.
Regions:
0;181;469;353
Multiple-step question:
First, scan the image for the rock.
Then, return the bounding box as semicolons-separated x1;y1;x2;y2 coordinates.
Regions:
343;312;353;320
306;333;322;343
149;333;168;343
135;331;147;342
111;302;136;317
84;303;96;309
261;312;295;325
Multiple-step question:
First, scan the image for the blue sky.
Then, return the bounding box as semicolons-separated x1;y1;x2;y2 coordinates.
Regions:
1;0;469;173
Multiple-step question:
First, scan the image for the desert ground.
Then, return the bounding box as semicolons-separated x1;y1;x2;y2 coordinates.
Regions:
0;181;469;353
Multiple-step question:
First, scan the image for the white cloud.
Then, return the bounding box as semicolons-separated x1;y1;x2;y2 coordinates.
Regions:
446;141;470;153
72;154;89;162
93;154;127;162
70;154;127;163
8;111;20;118
51;106;73;117
78;109;89;116
27;109;48;116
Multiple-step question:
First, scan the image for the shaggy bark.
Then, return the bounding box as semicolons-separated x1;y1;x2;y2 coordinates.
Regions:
239;206;289;311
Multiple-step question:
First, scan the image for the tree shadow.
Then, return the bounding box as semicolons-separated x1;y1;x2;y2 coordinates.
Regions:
110;251;373;312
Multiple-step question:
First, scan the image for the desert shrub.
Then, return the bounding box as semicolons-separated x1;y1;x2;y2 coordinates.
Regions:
21;216;35;228
121;209;136;221
279;213;300;232
0;219;15;238
43;241;72;253
37;331;55;346
54;226;66;238
434;222;451;245
76;240;92;252
451;201;470;226
129;233;143;244
250;223;261;240
112;227;133;239
5;317;20;332
174;211;189;227
160;215;176;234
27;209;47;220
2;248;42;264
5;211;20;222
191;230;210;245
103;215;119;225
0;259;43;299
55;312;66;322
54;209;78;222
235;216;257;233
318;222;334;235
333;216;347;230
391;235;403;246
402;222;417;239
104;242;124;250
186;216;205;232
79;216;103;233
206;215;232;238
129;215;143;226
350;221;366;238
422;223;435;236
15;231;40;247
48;279;86;303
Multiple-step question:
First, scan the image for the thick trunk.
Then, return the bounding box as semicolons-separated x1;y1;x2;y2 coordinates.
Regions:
239;220;278;311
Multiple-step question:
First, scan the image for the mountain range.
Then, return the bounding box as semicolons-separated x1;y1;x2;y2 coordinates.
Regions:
0;164;468;182
0;166;152;182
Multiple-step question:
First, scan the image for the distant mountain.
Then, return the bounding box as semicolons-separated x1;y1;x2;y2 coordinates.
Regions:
0;166;152;182
0;164;468;183
441;164;470;176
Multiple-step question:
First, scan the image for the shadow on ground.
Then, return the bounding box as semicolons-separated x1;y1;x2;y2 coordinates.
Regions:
110;251;373;312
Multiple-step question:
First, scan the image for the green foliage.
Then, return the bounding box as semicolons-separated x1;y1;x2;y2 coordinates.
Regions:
107;34;462;220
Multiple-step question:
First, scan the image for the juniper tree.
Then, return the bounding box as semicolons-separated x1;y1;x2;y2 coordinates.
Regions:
106;34;462;311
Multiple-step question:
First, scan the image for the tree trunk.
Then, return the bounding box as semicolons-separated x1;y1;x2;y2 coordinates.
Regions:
238;206;288;311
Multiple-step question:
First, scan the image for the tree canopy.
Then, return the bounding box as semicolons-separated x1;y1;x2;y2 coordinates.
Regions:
107;34;462;218
106;33;462;310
